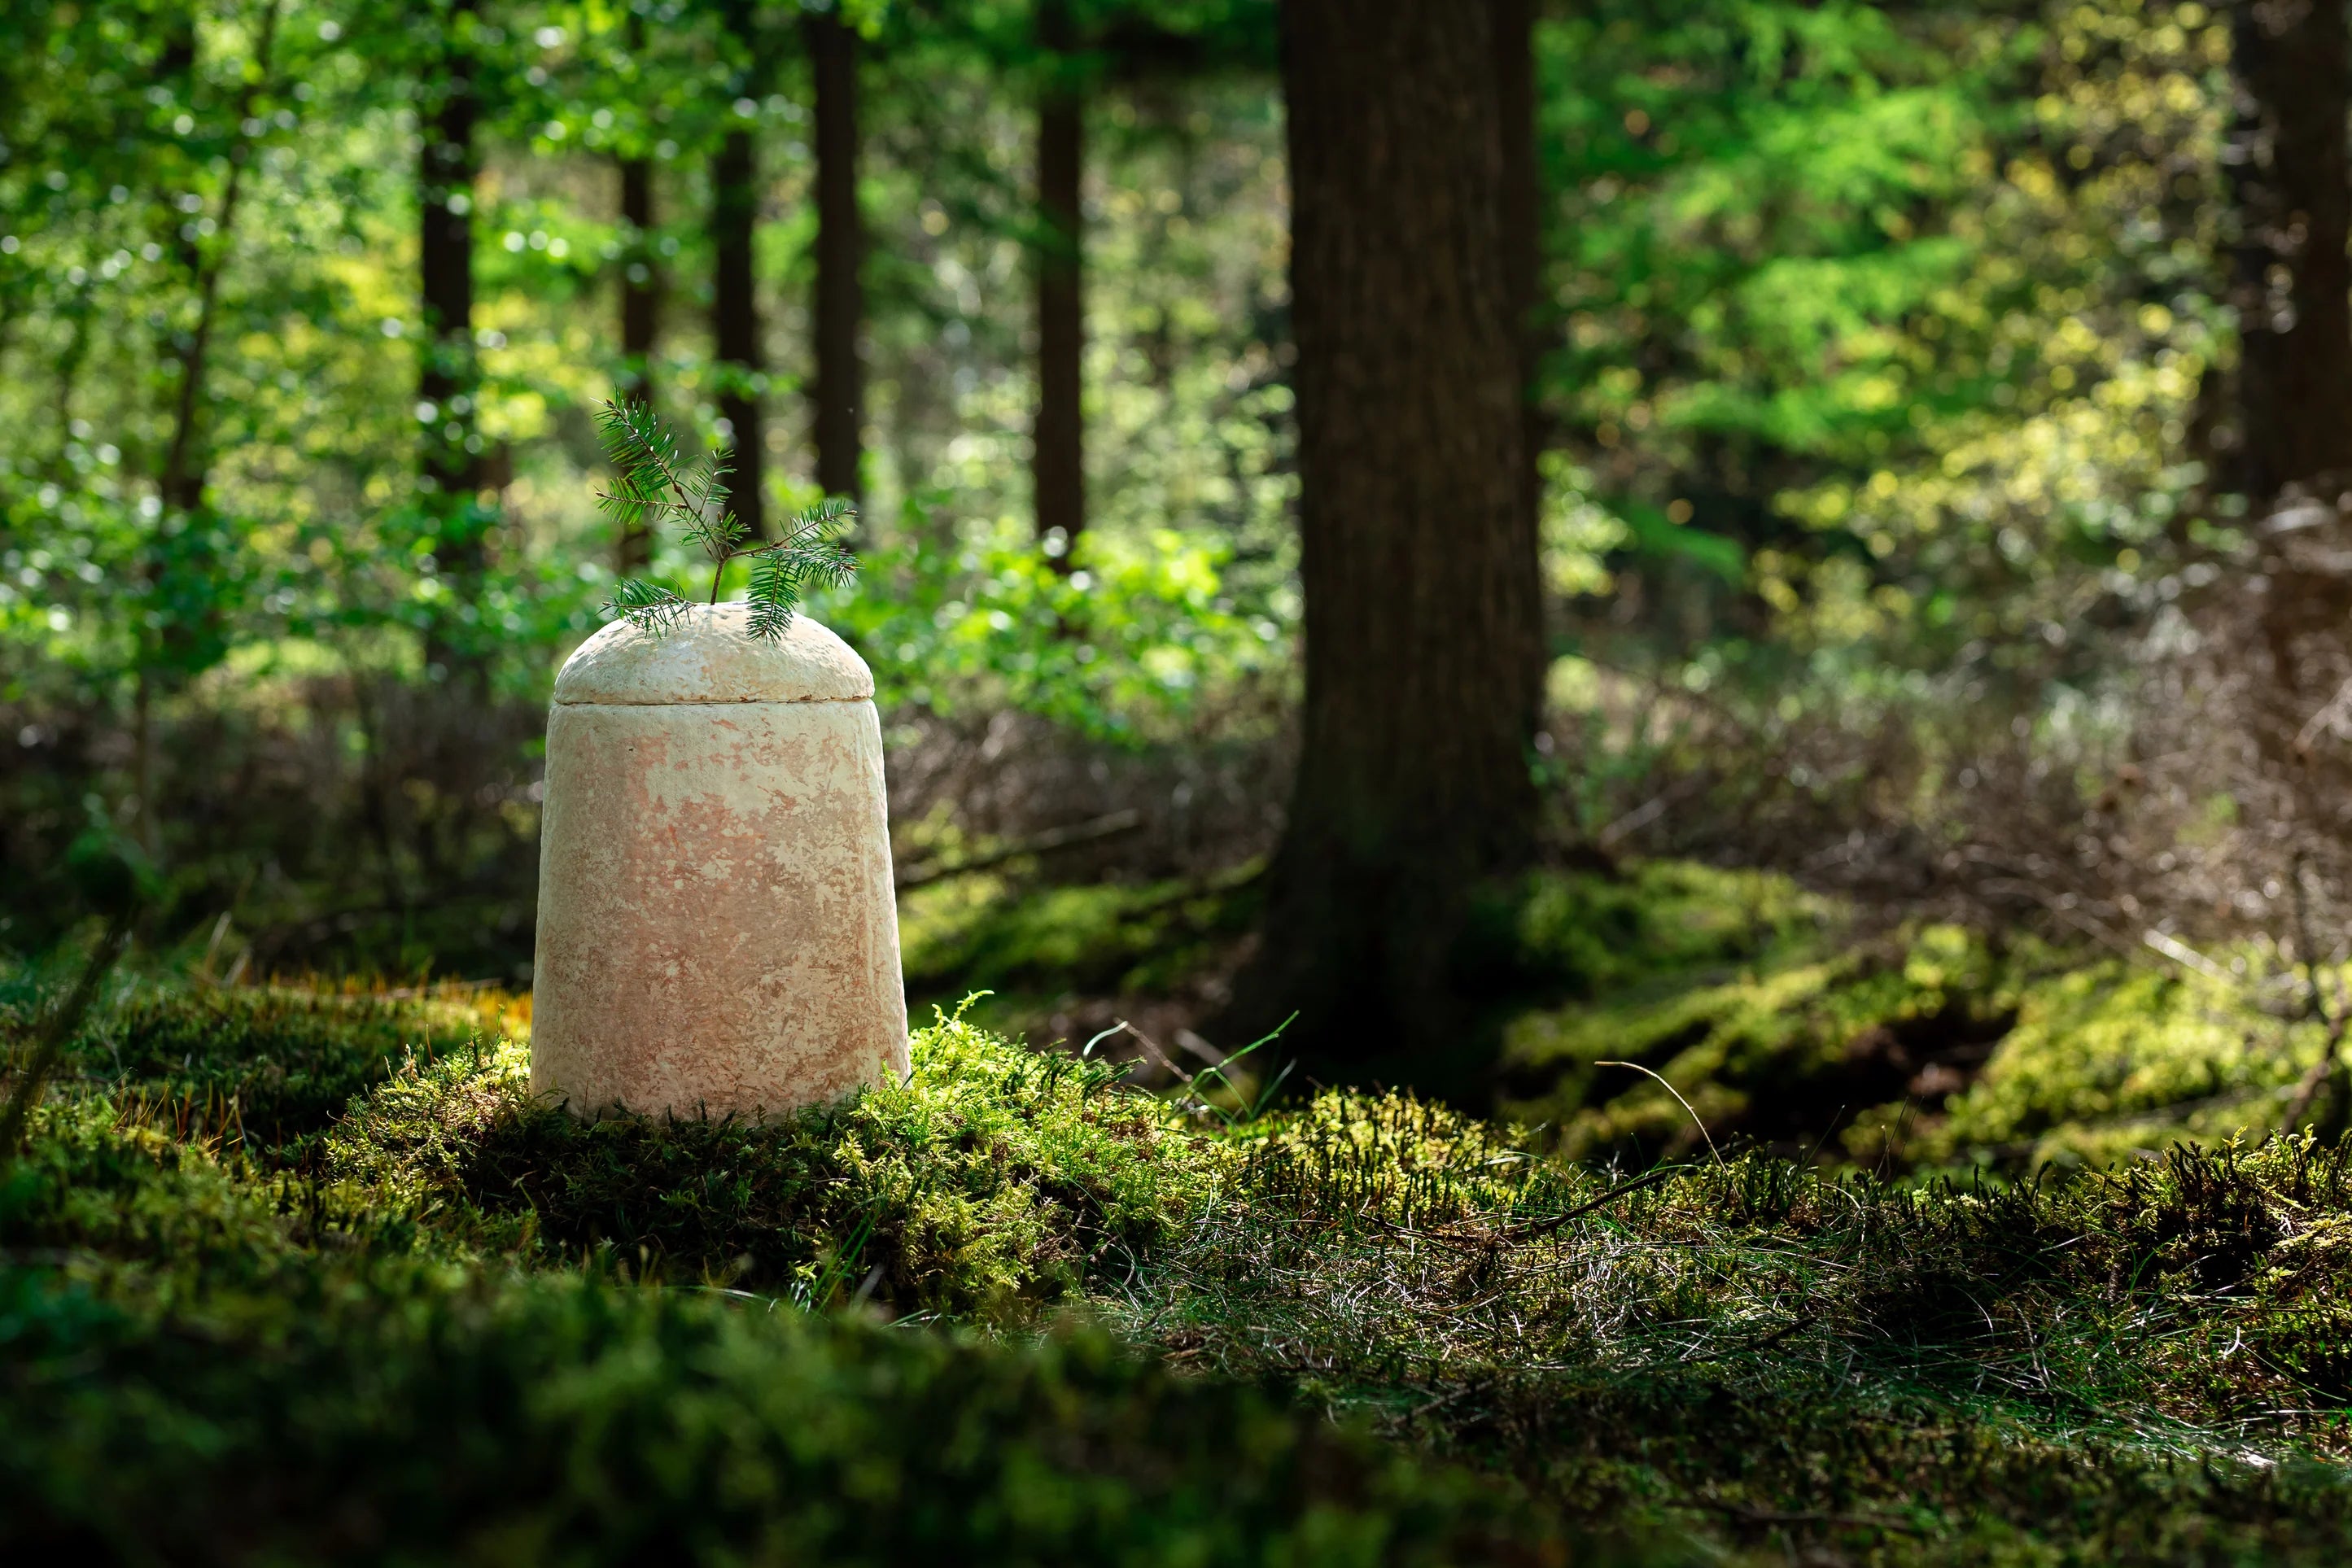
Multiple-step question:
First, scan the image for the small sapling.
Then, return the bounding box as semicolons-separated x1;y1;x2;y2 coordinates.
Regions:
595;399;857;641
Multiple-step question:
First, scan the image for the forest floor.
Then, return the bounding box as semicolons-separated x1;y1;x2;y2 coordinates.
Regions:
7;862;2352;1564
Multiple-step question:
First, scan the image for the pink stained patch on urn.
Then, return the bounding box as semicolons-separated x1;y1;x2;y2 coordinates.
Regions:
531;601;909;1120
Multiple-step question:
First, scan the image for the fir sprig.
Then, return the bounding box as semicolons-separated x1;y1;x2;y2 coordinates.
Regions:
594;399;858;642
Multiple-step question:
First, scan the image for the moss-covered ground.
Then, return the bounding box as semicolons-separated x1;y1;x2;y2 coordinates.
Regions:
9;863;2352;1563
1494;862;2338;1174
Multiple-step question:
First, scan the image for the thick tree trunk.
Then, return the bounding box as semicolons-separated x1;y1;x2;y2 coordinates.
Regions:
616;152;658;571
1033;4;1084;562
2228;0;2352;511
806;10;864;509
1493;0;1544;601
2229;0;2352;700
419;0;486;679
1225;0;1542;1078
710;124;766;540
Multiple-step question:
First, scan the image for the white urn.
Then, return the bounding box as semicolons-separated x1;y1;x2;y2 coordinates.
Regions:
530;601;908;1119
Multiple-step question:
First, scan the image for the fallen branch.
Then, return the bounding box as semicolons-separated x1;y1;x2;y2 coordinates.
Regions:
893;809;1143;890
0;917;133;1164
1502;1167;1679;1242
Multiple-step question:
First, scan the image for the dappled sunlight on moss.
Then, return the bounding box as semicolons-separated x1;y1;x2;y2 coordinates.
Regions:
329;1006;1225;1323
1496;862;2341;1174
15;961;2352;1561
1502;912;2018;1163
1502;859;1834;997
1912;959;2332;1169
898;869;1258;1007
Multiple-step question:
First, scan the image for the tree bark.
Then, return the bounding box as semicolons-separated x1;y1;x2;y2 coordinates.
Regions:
710;123;766;540
616;151;658;571
806;10;865;509
2228;0;2352;512
1223;0;1542;1079
1493;0;1544;608
1033;2;1084;562
419;0;486;679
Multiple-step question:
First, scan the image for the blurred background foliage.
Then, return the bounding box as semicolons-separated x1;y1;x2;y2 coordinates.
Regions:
0;0;2319;1006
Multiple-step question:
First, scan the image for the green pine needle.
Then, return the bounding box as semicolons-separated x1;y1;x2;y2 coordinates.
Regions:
594;399;858;643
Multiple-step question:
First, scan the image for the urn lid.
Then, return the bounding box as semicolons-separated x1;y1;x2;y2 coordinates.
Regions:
553;601;874;705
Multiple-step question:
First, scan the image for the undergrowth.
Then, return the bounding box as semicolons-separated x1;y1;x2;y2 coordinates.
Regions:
1126;1094;2352;1562
12;903;2352;1562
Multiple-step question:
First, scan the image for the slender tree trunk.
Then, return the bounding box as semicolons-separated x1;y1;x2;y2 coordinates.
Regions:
1033;3;1084;562
155;0;273;535
137;1;279;857
806;9;865;509
419;0;487;680
616;151;659;571
2228;0;2352;514
1223;0;1541;1079
710;124;767;540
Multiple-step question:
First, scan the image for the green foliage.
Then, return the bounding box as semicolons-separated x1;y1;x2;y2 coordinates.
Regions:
823;518;1292;740
330;1005;1222;1321
595;399;857;641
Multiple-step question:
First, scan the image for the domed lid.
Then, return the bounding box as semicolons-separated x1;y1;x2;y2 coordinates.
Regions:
553;601;873;705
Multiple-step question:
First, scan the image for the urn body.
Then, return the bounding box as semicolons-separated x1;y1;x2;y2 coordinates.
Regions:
531;603;907;1118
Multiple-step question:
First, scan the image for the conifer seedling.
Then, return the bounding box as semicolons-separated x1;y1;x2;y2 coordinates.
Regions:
595;399;857;641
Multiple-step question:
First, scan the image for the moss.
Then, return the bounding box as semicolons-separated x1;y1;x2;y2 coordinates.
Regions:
1493;863;2342;1174
1902;959;2327;1168
0;1257;1584;1566
45;981;513;1164
20;959;2352;1563
0;1041;1593;1566
1502;921;2018;1162
897;869;1257;1009
1134;1098;2352;1564
328;1004;1225;1323
1500;859;1833;997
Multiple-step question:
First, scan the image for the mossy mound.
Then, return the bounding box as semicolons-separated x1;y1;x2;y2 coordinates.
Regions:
1889;955;2332;1168
329;1005;1224;1322
0;1107;1580;1567
22;978;509;1165
1496;858;1833;997
1496;863;2336;1172
1502;921;2018;1162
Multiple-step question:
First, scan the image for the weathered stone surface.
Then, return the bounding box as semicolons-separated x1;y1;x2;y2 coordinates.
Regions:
531;602;908;1120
